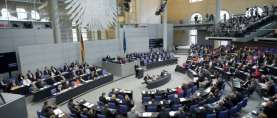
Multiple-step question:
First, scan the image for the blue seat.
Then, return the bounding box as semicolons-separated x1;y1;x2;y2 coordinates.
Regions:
206;113;216;118
172;104;182;111
192;85;197;93
108;102;117;109
97;114;106;118
219;110;228;118
241;98;248;108
50;88;57;95
97;101;104;106
142;96;151;103
146;105;157;112
230;105;237;116
186;88;192;97
37;111;47;118
69;113;77;118
119;105;129;114
168;94;176;101
189;104;198;112
118;95;124;100
81;114;88;118
155;96;162;101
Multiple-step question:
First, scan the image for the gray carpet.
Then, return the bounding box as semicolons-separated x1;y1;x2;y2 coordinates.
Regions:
25;55;261;118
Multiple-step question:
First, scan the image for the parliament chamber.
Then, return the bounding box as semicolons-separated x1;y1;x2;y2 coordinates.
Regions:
0;0;276;118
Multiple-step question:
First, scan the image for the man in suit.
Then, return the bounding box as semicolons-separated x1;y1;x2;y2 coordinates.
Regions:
99;93;108;104
27;70;36;82
35;69;43;79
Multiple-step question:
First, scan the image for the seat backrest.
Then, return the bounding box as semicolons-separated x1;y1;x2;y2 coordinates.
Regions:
147;105;157;112
97;114;106;118
119;105;128;113
142;96;151;103
81;114;88;118
219;110;228;118
37;111;46;118
206;113;216;118
108;102;117;109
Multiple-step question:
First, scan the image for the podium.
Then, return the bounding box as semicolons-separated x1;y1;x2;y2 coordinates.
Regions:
0;93;27;118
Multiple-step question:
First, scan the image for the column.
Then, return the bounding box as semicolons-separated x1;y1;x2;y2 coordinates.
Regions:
49;0;62;43
163;1;168;51
214;0;221;48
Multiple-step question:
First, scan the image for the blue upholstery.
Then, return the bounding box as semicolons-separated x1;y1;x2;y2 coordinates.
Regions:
168;94;176;101
192;85;197;93
172;104;182;111
37;111;47;118
97;101;104;106
50;88;57;95
81;114;88;118
155;96;162;101
189;104;198;112
230;105;237;116
186;88;192;97
142;96;151;103
146;105;157;112
219;110;229;118
69;113;77;118
108;102;117;109
241;98;248;107
97;114;106;118
118;95;124;100
119;105;129;114
206;113;216;118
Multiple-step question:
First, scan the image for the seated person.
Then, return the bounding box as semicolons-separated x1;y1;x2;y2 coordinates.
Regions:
22;77;32;86
124;95;134;109
27;70;36;82
35;69;43;79
99;93;108;104
68;99;81;117
41;101;55;117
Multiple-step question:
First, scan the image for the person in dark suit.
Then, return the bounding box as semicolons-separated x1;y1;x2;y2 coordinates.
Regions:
41;101;55;117
68;99;81;117
99;93;108;104
35;69;43;79
134;64;139;78
157;107;170;118
124;95;134;108
27;70;36;82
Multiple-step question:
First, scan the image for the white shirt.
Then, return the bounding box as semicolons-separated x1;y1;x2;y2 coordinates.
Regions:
22;79;32;86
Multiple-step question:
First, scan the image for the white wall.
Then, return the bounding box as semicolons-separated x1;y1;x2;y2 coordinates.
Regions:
122;27;150;53
0;29;54;53
137;0;161;24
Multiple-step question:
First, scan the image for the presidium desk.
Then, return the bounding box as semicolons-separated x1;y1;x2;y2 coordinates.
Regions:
102;61;139;77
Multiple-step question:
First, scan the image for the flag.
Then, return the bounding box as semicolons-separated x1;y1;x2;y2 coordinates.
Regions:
123;31;127;53
80;32;85;64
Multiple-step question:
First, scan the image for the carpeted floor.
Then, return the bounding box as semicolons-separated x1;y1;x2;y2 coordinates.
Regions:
26;55;261;118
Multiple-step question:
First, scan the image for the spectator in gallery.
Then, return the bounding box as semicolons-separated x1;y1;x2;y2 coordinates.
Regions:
223;13;227;23
194;15;199;24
